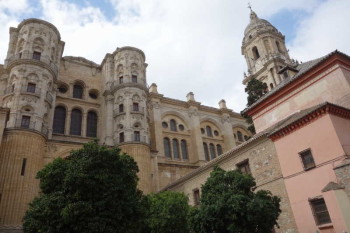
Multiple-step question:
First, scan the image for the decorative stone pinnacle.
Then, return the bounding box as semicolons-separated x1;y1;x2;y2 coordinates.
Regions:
186;92;195;102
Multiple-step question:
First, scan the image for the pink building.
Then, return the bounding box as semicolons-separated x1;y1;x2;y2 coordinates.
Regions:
246;52;350;232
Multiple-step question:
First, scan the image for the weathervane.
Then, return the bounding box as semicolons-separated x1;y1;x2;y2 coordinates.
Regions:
248;2;253;12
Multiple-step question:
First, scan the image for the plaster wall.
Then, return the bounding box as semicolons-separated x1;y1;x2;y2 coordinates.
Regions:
253;66;350;133
273;114;350;232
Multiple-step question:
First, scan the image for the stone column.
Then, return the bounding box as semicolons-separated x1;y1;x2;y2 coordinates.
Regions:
105;95;114;145
65;110;71;135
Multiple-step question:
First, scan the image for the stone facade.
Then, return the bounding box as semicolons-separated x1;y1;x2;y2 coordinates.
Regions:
0;18;251;230
164;135;298;233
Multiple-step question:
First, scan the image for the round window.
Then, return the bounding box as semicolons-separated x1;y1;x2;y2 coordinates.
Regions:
58;84;68;93
179;124;185;131
214;130;219;136
162;122;168;128
201;128;205;134
89;89;99;99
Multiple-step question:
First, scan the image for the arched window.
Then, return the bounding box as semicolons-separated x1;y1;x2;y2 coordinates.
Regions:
53;106;66;134
237;131;243;142
252;46;260;60
206;126;213;137
181;140;188;160
70;109;82;136
170;119;177;131
217;144;223;156
270;83;274;89
86;111;98;137
276;41;282;53
209;143;216;160
73;84;83;99
164;138;171;158
203;143;209;161
173;139;180;159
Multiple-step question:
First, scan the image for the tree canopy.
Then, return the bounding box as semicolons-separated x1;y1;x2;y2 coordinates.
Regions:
23;141;145;233
191;166;281;233
242;78;268;134
145;191;191;233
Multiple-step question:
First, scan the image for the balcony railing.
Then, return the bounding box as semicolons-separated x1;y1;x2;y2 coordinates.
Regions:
130;106;144;114
5;51;58;76
21;86;41;95
115;135;148;144
9;119;48;136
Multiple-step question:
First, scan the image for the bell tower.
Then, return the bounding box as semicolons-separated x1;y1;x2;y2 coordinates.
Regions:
242;9;296;91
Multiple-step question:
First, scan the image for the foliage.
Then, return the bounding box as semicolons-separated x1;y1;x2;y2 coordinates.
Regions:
242;78;268;134
23;141;145;233
145;191;191;233
191;166;281;233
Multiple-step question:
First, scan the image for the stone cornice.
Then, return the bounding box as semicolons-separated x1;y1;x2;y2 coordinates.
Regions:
17;18;62;41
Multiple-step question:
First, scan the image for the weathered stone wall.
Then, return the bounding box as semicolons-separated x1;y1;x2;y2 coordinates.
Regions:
166;137;298;233
335;158;350;200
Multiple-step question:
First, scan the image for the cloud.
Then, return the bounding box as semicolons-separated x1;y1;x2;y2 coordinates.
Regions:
0;0;349;112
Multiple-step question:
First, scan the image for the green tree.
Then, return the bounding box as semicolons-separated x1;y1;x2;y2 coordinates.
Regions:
242;78;268;134
145;191;191;233
23;141;146;233
191;166;281;233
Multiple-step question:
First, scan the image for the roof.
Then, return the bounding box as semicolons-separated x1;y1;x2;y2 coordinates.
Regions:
243;50;350;115
268;102;350;140
160;130;269;191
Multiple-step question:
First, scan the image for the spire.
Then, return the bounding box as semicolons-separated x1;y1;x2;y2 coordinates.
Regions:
248;3;258;20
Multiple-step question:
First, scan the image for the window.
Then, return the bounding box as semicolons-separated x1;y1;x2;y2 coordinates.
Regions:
179;124;185;131
283;71;289;79
164;138;171;158
299;149;316;170
209;143;216;160
73;84;83;99
70;109;82;136
237;131;243;142
27;83;36;93
11;84;15;92
86;111;98;137
270;83;274;89
58;84;68;93
89;90;98;99
310;198;332;225
181;140;188;160
252;46;260;60
53;106;66;134
170;119;177;131
21;116;30;128
162;121;168;128
193;189;200;206
201;128;205;134
173;139;180;159
276;41;282;53
119;104;124;113
32;51;41;60
206;126;213;137
203;143;209;161
237;159;251;175
214;130;219;136
119;132;124;143
134;131;140;141
133;103;139;111
132;75;137;83
21;158;27;176
119;76;123;84
217;144;223;156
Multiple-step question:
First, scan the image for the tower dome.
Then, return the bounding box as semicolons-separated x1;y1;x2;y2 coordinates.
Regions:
243;11;279;43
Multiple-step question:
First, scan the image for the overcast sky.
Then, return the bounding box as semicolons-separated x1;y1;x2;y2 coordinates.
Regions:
1;0;350;112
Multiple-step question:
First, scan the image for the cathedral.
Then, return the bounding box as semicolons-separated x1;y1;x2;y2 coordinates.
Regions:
1;9;350;233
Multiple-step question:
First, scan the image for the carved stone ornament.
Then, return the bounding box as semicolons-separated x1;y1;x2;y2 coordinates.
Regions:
221;115;231;124
188;108;199;117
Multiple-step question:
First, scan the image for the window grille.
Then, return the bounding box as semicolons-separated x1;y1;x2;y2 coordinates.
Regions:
53;106;66;134
173;139;180;159
299;149;316;170
181;140;188;160
310;198;332;225
70;109;82;135
164;138;171;158
86;111;98;137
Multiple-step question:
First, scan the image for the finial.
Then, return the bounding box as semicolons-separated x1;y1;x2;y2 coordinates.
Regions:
248;2;253;13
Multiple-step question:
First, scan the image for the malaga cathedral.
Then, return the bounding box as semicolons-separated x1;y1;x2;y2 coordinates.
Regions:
0;9;350;233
